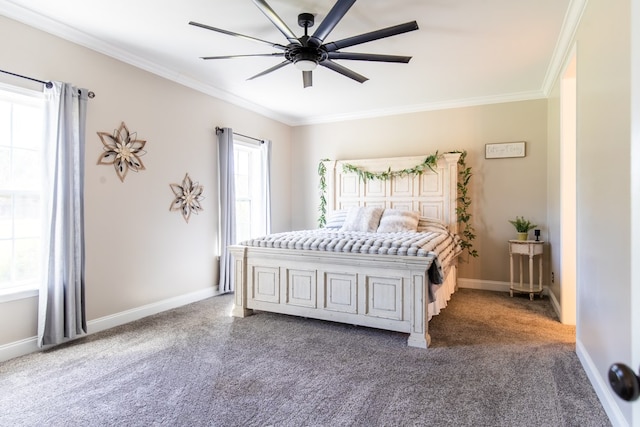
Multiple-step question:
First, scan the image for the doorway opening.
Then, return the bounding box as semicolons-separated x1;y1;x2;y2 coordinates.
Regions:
560;48;577;325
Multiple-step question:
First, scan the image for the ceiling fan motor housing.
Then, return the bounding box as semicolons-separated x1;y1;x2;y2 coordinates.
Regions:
290;13;324;69
287;45;327;66
298;13;315;29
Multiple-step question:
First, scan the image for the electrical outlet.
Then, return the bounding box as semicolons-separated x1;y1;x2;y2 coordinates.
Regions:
551;272;555;283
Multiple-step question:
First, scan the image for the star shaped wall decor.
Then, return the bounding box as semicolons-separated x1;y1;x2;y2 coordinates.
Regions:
170;173;204;223
97;122;147;182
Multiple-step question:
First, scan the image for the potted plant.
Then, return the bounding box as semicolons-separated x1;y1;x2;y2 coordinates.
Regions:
509;216;537;241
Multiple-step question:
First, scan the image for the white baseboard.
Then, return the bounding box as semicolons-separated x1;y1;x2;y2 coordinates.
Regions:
576;340;627;427
87;287;218;334
458;278;553;298
0;287;219;363
0;337;39;363
461;279;622;425
458;278;510;292
547;288;562;321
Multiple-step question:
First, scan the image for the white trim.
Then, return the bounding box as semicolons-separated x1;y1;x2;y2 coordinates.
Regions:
0;286;219;362
87;287;218;334
576;340;627;427
0;0;582;127
458;278;553;299
547;287;563;322
0;84;45;299
293;90;547;126
632;0;640;424
541;0;588;96
458;278;511;293
0;287;38;303
0;0;293;125
460;278;564;325
559;45;578;326
0;81;44;101
0;336;37;363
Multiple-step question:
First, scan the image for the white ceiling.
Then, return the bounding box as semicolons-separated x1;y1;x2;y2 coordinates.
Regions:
0;0;581;126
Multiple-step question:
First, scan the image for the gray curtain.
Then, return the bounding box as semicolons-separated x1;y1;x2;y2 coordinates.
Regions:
38;82;88;347
217;128;236;293
260;139;272;235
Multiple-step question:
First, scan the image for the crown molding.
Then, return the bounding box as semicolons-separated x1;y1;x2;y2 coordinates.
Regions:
291;89;547;126
540;0;588;96
1;0;575;127
0;0;296;125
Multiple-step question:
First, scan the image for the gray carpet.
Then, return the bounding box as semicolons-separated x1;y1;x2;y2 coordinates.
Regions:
0;289;610;427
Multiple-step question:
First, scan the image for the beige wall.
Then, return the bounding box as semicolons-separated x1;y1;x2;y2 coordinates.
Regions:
574;0;631;357
0;16;292;346
569;0;634;424
546;0;638;424
291;100;548;283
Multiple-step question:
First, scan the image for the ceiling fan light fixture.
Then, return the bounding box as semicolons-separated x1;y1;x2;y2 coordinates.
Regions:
294;59;317;71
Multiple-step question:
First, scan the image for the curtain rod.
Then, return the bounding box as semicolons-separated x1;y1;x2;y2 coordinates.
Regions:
215;126;263;143
0;69;96;98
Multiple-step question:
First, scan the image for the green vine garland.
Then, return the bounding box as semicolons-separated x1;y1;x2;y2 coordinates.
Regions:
317;151;478;259
452;150;478;258
342;152;440;181
317;158;329;228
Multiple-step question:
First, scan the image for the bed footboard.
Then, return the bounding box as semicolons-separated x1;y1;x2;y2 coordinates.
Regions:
229;245;444;349
230;245;253;319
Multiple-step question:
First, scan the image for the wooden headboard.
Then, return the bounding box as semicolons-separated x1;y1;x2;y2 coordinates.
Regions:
323;153;461;234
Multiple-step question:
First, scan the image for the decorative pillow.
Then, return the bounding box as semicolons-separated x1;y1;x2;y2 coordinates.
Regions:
377;209;420;233
340;207;384;232
417;216;449;233
324;209;348;229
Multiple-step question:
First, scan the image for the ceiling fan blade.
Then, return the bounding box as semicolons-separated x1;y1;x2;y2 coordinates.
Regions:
189;21;286;50
307;0;357;48
303;71;312;88
247;60;291;81
320;60;368;83
324;21;419;52
201;53;285;60
327;52;412;63
252;0;302;46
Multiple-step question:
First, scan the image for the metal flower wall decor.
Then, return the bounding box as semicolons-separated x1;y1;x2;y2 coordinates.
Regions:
170;173;204;223
97;122;147;182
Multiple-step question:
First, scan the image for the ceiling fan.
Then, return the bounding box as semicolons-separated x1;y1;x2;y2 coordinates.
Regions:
189;0;418;88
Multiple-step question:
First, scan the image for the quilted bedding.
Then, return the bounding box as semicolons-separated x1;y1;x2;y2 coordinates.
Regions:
240;229;461;283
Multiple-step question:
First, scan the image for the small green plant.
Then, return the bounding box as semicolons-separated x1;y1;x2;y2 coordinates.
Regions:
509;216;537;232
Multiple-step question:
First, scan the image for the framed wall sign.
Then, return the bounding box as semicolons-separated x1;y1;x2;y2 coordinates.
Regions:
485;141;526;159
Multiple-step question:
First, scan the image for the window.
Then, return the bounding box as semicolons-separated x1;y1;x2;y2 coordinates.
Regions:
0;84;45;295
234;141;266;242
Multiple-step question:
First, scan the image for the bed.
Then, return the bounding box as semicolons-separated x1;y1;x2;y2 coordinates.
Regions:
229;153;461;348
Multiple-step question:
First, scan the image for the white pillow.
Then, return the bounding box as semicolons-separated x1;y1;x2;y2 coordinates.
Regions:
377;209;420;233
340;207;384;232
324;209;348;229
417;216;449;233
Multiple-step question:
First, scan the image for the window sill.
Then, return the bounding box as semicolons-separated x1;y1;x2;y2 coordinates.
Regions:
0;286;39;303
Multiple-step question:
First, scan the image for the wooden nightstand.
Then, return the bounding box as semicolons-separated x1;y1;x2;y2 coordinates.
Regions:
509;240;544;300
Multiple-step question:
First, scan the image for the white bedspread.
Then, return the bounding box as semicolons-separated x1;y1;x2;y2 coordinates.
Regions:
240;229;461;284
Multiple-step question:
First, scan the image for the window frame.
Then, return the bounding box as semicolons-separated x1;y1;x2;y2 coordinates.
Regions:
233;139;266;243
0;82;45;302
